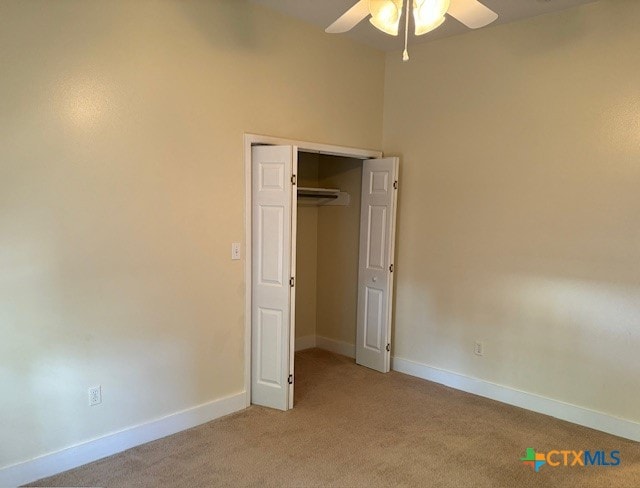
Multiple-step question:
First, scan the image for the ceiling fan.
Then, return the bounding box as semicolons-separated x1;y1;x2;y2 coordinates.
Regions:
325;0;499;60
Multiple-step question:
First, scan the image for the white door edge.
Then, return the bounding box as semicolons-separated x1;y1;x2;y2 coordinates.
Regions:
288;147;298;409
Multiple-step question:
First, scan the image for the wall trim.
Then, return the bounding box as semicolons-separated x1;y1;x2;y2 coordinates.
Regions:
0;392;246;487
294;335;355;358
316;336;356;359
295;335;317;351
392;356;640;443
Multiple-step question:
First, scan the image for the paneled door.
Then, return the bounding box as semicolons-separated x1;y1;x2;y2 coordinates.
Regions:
356;158;399;373
251;145;297;410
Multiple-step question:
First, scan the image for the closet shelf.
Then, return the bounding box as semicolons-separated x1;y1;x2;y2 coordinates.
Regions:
297;187;340;199
297;187;350;207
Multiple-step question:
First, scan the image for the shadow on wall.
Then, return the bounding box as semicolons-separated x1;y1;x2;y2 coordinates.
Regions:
393;237;640;421
388;121;640;422
500;5;592;57
177;0;260;50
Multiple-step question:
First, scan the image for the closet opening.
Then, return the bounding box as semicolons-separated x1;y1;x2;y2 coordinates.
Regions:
245;134;398;411
294;152;363;359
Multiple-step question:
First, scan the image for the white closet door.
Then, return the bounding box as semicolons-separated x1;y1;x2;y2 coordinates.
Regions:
251;145;297;410
356;157;399;373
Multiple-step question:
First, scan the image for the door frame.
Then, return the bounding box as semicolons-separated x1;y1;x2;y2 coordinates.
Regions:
243;133;382;407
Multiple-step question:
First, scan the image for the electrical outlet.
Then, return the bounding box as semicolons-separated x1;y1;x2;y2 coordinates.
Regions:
88;386;102;406
474;341;484;356
231;242;241;260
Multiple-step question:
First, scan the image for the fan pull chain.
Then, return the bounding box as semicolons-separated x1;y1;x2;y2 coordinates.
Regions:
403;0;410;61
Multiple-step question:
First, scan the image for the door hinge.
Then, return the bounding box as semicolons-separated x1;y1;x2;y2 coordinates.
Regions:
291;174;297;185
289;277;295;287
386;343;390;352
389;264;394;273
393;180;398;190
288;374;293;385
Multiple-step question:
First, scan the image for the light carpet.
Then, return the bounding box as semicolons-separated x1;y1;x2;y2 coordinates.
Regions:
29;348;640;487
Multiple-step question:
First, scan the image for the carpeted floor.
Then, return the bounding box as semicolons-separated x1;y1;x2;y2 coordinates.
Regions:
30;348;639;487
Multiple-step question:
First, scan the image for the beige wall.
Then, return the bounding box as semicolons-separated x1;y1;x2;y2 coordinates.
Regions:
4;0;638;471
0;0;384;468
316;157;363;346
295;153;319;339
384;0;640;423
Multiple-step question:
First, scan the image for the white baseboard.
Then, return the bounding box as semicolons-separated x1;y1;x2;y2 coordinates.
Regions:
295;335;317;351
392;356;640;443
0;392;246;487
316;336;356;358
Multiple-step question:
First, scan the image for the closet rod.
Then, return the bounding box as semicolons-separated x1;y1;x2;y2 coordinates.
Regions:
297;188;340;199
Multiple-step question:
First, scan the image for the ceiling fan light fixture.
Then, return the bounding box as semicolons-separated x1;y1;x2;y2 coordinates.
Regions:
414;14;446;35
413;0;450;35
369;0;404;36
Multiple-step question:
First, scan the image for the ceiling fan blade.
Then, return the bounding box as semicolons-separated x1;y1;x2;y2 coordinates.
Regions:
447;0;498;29
325;0;370;34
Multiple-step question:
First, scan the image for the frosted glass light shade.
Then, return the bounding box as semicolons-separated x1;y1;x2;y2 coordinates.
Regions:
369;0;404;36
413;0;450;35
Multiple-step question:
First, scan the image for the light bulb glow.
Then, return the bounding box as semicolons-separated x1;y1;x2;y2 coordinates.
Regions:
369;0;404;36
413;0;450;35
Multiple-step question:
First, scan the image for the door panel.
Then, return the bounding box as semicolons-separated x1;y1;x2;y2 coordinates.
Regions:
364;286;383;351
356;157;399;373
256;308;282;385
366;205;387;269
251;145;295;410
258;206;284;285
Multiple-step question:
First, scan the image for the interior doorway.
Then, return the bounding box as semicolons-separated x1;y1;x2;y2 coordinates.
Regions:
244;134;398;411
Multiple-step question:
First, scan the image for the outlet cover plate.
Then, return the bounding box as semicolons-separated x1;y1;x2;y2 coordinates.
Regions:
89;386;102;406
231;242;241;260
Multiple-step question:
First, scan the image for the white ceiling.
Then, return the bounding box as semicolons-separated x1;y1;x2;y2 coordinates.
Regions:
250;0;600;51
